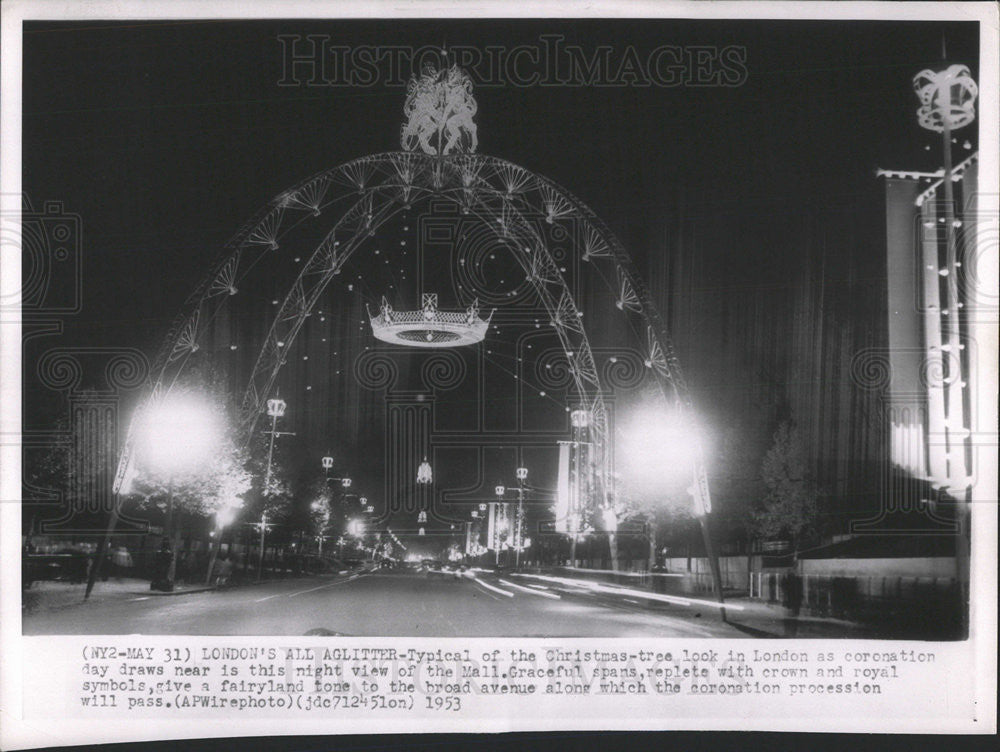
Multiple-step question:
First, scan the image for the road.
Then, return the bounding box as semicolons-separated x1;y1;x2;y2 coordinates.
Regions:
24;568;740;637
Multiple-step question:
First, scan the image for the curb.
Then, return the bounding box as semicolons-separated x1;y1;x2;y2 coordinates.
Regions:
139;585;218;597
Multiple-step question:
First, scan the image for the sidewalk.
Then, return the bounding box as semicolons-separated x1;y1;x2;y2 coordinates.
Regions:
21;577;219;616
503;566;875;638
717;596;875;638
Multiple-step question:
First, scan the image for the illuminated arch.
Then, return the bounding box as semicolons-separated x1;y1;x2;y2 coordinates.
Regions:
115;151;711;519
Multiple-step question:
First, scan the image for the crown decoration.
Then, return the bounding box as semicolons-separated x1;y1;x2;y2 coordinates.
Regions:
913;64;978;133
368;293;493;348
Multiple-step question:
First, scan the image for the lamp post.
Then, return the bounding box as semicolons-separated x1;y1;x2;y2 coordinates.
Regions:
254;511;275;583
263;397;287;496
569;408;590;567
514;467;528;569
257;397;292;582
204;499;242;586
494;484;506;566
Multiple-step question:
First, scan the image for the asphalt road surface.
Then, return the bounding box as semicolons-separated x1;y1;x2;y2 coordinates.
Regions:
24;569;739;637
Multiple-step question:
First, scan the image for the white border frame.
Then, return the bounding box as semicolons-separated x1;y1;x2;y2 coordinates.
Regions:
2;2;996;746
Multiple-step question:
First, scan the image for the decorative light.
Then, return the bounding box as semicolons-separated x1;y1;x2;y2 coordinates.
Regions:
416;457;433;484
321;455;334;470
516;467;528;481
913;64;979;133
140;392;221;476
341;477;352;488
495;485;505;497
601;506;618;532
266;398;287;418
369;293;493;348
570;409;589;428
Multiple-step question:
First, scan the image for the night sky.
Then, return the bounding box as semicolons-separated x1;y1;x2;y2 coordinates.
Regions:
21;18;981;545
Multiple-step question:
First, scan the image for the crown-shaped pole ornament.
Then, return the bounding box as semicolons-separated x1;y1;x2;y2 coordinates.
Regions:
401;63;478;156
913;64;978;133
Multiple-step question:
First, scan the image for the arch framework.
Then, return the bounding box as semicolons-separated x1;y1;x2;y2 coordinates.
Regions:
114;152;712;518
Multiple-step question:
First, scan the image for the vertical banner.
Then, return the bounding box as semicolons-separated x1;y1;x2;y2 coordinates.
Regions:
486;502;496;551
555;441;570;532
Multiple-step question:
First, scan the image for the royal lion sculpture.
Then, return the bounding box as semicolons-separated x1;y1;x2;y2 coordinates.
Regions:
401;64;478;155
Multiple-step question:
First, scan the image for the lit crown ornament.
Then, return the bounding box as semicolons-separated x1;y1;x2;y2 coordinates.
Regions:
913;64;978;132
401;63;478;155
368;293;493;348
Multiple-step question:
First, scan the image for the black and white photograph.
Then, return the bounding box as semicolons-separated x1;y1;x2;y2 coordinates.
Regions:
1;0;996;744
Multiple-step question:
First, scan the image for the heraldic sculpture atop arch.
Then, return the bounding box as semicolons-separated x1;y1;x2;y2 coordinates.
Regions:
113;62;714;530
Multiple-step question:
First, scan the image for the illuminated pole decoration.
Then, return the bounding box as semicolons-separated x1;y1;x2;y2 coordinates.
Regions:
416;457;433;484
257;396;294;582
913;59;978;618
514;467;528;568
568;408;590;567
493;485;506;566
263;397;287;497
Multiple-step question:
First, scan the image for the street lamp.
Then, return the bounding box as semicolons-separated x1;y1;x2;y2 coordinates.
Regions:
322;455;334;472
101;391;222;595
204;496;243;585
252;511;275;582
619;403;724;612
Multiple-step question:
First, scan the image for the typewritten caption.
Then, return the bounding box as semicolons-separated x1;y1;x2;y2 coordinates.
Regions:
68;641;937;715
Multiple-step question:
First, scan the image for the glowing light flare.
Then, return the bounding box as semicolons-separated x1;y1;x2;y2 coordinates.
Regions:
139;393;222;476
617;406;704;489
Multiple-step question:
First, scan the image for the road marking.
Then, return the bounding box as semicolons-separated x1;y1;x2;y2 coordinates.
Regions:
253;575;360;602
288;574;360;598
129;597;150;601
472;578;514;598
498;578;561;600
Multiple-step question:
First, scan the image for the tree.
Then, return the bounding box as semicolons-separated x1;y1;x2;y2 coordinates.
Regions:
751;421;821;552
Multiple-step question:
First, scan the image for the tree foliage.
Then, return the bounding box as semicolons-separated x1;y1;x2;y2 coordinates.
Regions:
751;421;820;548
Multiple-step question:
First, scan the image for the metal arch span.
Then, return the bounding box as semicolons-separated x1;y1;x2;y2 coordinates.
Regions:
116;151;710;517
